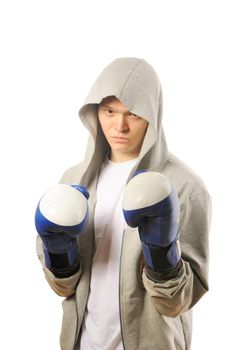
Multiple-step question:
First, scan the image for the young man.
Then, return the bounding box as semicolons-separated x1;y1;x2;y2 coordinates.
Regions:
36;57;212;350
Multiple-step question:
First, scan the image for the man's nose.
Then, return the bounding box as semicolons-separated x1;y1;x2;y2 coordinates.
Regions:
114;114;129;132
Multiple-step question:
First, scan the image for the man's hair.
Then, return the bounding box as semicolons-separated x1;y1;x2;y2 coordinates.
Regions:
99;95;118;106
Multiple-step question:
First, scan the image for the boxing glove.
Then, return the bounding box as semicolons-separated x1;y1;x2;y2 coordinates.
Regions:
122;171;181;280
35;184;89;278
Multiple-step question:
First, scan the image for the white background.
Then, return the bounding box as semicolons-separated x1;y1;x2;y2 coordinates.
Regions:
0;0;241;349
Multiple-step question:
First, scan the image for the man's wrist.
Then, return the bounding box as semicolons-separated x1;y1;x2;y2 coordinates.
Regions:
145;260;182;282
49;257;80;278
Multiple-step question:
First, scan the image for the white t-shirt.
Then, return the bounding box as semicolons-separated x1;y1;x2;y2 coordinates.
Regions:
80;156;139;350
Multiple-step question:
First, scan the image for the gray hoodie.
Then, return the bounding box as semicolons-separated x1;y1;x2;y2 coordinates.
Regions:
36;57;212;350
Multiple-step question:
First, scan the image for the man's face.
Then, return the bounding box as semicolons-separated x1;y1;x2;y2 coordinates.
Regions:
98;96;148;162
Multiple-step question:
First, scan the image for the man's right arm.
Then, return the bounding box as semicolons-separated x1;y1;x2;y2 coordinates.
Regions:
35;182;89;297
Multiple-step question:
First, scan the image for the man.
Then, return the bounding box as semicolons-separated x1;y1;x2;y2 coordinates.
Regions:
35;57;212;349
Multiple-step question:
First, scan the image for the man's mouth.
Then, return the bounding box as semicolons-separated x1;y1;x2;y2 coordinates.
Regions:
111;136;129;142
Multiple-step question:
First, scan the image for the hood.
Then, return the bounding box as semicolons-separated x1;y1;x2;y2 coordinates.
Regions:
78;57;169;187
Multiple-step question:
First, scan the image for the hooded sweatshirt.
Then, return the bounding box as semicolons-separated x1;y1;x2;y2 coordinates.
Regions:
36;57;212;350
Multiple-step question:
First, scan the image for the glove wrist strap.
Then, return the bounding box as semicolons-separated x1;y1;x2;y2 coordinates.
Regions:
43;239;80;278
141;237;181;272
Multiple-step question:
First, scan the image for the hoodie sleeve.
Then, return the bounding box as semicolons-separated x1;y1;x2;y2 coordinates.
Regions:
142;190;212;317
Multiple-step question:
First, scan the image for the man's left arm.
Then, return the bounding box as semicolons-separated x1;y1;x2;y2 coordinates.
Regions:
142;191;211;317
123;172;211;317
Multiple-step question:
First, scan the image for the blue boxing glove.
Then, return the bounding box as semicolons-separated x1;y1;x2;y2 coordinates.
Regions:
122;171;181;281
35;184;89;278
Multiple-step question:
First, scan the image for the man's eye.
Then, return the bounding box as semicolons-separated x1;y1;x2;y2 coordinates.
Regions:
106;109;113;114
129;112;138;118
